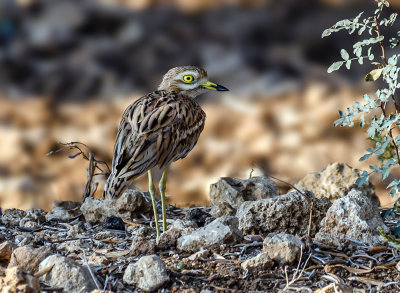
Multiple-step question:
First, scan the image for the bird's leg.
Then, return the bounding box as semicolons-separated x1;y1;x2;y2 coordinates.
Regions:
159;166;168;232
148;169;160;241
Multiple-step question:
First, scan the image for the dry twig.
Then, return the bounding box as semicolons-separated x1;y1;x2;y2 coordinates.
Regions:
281;247;313;292
46;141;110;200
81;251;101;290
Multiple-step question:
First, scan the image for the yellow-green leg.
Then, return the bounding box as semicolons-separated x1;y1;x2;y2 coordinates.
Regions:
159;166;168;232
148;170;160;241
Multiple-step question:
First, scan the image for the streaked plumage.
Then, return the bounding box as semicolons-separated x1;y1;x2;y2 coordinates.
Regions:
104;66;228;200
104;66;227;240
104;89;206;198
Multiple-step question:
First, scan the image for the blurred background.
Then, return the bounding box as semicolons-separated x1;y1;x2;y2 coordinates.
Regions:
1;0;399;210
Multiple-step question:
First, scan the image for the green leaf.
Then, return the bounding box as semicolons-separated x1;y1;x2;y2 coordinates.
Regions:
365;68;384;81
354;46;362;57
356;171;369;186
388;54;398;65
387;179;399;189
359;153;372;161
367;125;376;137
327;61;344;73
389;38;399;48
369;54;374;61
333;118;344;127
346;60;351;69
354;11;364;22
363;94;371;102
341;49;349;60
382;167;390;179
322;29;332;38
358;25;366;35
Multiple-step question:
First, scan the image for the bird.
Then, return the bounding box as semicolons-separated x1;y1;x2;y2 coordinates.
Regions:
104;66;228;240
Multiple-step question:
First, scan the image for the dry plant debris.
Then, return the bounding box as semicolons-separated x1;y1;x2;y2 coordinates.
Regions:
0;201;398;292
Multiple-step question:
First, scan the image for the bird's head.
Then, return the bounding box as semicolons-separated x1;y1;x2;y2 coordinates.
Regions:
158;66;229;98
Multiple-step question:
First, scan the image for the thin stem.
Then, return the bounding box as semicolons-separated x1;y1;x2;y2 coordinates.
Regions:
373;16;399;112
380;104;400;165
374;16;388;64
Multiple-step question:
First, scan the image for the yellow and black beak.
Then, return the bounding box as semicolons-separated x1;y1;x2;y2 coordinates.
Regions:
201;81;229;91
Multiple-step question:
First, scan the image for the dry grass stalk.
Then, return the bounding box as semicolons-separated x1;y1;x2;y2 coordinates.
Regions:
46;141;110;201
282;246;313;292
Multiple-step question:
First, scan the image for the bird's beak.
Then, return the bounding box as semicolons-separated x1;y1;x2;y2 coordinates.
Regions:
201;80;229;91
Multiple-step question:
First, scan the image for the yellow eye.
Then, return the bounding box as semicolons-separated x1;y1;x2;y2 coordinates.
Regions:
182;75;194;83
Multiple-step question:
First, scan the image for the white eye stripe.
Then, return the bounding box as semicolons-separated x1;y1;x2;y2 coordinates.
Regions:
178;83;198;90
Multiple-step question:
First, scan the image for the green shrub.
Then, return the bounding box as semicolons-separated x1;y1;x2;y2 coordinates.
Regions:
323;0;400;233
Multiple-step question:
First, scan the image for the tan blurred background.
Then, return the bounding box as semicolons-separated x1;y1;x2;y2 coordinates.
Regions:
1;0;399;211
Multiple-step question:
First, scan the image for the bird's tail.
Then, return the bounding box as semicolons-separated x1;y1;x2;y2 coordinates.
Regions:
103;172;128;199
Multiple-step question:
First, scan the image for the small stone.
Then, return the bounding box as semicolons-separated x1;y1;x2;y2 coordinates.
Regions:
66;222;85;238
315;283;353;293
39;254;97;292
20;209;46;227
210;176;280;217
18;221;38;229
185;208;212;227
209;202;236;219
0;266;40;292
158;228;182;250
87;253;109;267
79;197;105;224
297;162;380;207
45;201;81;221
130;237;156;256
177;216;243;252
27;208;46;221
57;240;82;254
15;234;34;247
237;190;330;237
0;241;14;262
241;252;273;272
81;189;153;224
263;233;304;264
181;289;199;293
315;189;389;248
123;255;169;291
169;219;198;231
157;220;199;250
2;209;26;227
95;231;123;241
8;246;52;274
129;226;154;237
186;249;210;261
103;216;125;231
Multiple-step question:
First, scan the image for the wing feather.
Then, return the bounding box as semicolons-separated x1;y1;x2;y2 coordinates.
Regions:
106;90;206;198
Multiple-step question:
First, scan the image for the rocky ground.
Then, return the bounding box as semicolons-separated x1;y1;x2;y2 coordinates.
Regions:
0;162;399;292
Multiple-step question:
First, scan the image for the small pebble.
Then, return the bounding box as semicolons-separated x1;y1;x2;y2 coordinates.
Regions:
103;216;125;231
